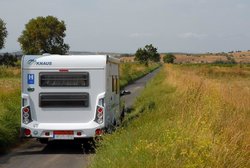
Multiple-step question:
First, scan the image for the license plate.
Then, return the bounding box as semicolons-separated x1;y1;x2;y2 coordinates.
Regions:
53;131;74;140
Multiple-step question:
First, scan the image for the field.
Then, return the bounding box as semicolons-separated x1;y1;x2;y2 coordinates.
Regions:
121;51;250;64
0;62;159;153
172;51;250;64
90;64;250;168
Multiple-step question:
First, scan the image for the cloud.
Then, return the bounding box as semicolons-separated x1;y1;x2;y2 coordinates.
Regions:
129;33;153;38
178;32;208;39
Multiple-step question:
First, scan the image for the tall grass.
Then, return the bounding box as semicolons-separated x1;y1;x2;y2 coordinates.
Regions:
0;89;21;151
120;62;160;88
0;66;21;78
90;64;250;168
0;67;21;153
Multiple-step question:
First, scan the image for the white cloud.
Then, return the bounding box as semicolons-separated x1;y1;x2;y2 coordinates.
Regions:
129;33;153;38
178;32;208;39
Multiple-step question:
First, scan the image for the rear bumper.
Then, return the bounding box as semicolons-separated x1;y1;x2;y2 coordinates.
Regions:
20;121;104;139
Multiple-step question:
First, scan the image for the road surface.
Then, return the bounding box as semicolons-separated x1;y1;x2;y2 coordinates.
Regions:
122;67;161;109
0;67;160;168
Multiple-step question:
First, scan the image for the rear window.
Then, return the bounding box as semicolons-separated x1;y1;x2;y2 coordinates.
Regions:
39;93;89;108
39;72;89;87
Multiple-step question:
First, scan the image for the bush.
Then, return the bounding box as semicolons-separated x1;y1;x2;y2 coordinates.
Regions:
0;53;19;67
163;53;176;63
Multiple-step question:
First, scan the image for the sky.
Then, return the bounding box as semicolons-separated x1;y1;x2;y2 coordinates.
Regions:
0;0;250;53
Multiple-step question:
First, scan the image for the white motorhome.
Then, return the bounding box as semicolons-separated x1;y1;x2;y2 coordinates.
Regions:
21;55;121;143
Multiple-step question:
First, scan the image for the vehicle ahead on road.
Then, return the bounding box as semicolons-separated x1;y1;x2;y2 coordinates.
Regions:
20;54;121;143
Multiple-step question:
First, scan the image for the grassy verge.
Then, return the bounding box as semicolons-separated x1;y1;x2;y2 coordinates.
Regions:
90;64;250;168
120;62;160;89
0;67;21;153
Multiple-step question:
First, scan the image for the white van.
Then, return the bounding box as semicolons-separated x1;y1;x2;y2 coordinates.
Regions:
20;55;121;143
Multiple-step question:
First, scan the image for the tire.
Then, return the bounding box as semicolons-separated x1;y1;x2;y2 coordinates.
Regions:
120;106;125;122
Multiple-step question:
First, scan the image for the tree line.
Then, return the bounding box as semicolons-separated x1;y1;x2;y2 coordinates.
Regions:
0;53;21;67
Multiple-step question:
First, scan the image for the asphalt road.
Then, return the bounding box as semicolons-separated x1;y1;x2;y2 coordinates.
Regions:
122;67;161;109
0;67;160;168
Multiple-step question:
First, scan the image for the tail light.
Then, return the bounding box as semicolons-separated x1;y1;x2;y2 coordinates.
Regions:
45;132;50;136
24;128;31;137
22;106;32;124
95;106;104;124
95;129;103;136
95;97;105;124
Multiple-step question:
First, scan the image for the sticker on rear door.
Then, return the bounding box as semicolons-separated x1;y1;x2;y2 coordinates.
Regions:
27;74;35;84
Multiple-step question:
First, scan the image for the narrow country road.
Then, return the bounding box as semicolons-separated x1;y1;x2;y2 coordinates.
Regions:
0;67;160;168
122;67;161;109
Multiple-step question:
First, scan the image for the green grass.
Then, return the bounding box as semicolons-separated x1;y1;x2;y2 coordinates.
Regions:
0;84;21;153
90;64;250;168
120;62;160;89
0;66;21;153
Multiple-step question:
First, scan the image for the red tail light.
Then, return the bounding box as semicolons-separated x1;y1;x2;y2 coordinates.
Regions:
95;129;103;136
98;107;103;113
95;106;104;124
24;129;31;136
22;106;32;124
23;107;29;113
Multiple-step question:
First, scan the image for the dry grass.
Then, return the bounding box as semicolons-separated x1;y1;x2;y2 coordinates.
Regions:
121;51;250;64
91;64;250;168
0;79;20;94
163;64;250;167
173;54;229;63
120;56;134;63
170;51;250;64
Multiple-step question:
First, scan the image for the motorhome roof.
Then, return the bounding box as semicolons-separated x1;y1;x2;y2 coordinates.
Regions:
22;55;120;70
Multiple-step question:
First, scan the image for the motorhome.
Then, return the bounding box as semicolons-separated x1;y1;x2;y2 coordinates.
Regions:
20;55;121;143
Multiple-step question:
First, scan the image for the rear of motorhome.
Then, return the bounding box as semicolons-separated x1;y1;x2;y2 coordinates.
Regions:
20;55;120;142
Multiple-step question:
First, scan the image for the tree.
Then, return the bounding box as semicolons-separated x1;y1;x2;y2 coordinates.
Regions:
163;53;176;63
145;44;160;62
18;16;69;55
0;18;8;50
134;44;160;65
134;48;149;65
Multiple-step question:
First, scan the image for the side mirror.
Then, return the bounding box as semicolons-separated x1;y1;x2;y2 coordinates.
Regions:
120;90;131;96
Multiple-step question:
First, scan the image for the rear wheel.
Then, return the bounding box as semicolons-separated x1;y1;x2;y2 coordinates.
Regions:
120;106;125;122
